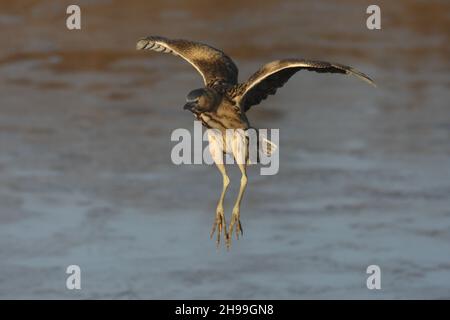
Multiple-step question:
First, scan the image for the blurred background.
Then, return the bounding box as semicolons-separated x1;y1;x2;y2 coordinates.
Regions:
0;0;449;299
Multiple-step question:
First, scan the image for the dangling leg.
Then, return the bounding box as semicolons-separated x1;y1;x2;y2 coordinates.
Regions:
228;162;246;244
210;161;230;247
208;131;229;248
228;131;248;248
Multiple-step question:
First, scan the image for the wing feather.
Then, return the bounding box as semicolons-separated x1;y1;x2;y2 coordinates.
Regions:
137;36;238;86
234;59;375;112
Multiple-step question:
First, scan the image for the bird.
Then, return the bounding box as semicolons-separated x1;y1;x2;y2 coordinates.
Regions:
136;36;375;249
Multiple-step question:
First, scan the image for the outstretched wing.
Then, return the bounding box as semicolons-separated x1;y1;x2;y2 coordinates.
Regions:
136;36;238;86
233;59;375;112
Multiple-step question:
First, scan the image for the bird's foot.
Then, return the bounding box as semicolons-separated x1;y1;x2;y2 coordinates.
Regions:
210;208;228;248
227;208;243;249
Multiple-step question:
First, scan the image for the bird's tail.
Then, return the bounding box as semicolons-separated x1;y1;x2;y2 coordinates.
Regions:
261;136;277;157
247;128;278;164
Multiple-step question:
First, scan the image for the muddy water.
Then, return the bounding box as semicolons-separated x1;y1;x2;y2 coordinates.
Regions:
0;0;449;298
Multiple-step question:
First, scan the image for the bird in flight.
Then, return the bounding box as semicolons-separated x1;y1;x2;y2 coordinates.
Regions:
136;36;374;249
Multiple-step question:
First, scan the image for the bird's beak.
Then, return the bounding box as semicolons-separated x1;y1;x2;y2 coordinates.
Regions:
183;102;196;111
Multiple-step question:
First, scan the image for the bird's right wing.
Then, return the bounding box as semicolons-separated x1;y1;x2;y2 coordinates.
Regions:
232;59;375;112
137;36;239;87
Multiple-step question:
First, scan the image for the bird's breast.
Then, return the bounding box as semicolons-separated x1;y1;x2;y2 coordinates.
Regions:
197;113;215;129
197;111;248;132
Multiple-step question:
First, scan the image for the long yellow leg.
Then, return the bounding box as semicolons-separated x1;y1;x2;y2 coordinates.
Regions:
210;162;230;247
228;162;246;243
228;130;248;248
208;131;229;247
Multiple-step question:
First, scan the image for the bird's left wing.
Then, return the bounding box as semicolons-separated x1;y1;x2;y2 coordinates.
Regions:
232;59;375;112
137;36;238;86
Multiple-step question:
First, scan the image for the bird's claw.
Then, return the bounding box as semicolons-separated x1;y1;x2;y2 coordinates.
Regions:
210;209;228;248
227;210;243;249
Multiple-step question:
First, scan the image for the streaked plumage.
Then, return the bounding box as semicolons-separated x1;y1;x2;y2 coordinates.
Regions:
136;36;238;86
137;36;375;248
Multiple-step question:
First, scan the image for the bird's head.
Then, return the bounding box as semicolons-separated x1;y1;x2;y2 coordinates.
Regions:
183;88;220;113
